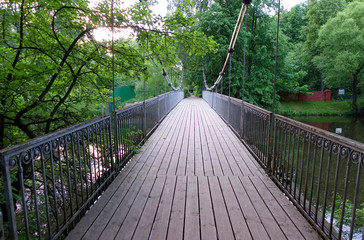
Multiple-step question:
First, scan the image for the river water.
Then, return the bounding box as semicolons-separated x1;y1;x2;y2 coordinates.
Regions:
291;116;364;144
291;115;364;239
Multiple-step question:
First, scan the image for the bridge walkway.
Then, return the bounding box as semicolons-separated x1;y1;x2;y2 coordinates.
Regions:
66;97;321;240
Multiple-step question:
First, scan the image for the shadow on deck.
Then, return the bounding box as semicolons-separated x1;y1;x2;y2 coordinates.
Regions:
66;97;321;240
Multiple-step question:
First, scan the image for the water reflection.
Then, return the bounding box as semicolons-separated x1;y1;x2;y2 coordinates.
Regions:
291;116;364;144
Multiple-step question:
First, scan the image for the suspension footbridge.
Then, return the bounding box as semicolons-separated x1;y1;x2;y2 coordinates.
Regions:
65;97;320;240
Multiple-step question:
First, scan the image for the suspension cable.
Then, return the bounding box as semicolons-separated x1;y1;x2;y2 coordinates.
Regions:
242;6;248;101
204;0;252;91
160;61;184;91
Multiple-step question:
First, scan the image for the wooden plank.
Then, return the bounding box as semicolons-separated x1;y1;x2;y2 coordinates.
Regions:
66;98;321;240
185;105;196;176
229;176;270;240
196;103;214;176
148;102;187;176
250;176;306;240
198;177;217;240
116;176;166;240
161;104;189;176
208;176;235;239
65;172;129;240
175;103;191;176
218;176;252;240
79;106;185;237
166;176;187;240
96;174;156;239
216;120;260;176
199;106;224;176
149;176;177;240
201;106;234;176
239;176;288;240
194;104;204;176
203;102;257;176
261;176;322;240
184;176;200;239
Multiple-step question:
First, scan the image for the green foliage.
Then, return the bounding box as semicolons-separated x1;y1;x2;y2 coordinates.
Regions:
276;101;352;116
0;0;216;149
280;3;307;43
334;196;364;237
299;0;346;90
313;1;364;114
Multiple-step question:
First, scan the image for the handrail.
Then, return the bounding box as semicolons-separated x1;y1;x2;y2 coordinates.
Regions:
0;91;184;239
203;90;364;240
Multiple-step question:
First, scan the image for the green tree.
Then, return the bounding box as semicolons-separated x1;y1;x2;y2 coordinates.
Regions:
301;0;346;90
0;0;215;149
280;3;307;44
313;1;364;114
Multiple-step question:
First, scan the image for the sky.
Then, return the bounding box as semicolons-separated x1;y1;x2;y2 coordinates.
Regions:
93;0;306;41
150;0;307;16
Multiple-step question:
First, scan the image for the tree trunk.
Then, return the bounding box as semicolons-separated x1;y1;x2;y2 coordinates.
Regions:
320;74;325;91
352;73;359;115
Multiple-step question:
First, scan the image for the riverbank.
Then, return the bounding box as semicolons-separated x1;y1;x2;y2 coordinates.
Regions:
276;101;352;116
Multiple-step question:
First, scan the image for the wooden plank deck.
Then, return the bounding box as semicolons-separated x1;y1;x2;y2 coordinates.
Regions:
66;97;321;240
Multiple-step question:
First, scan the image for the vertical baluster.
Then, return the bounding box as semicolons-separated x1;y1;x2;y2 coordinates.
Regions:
86;129;93;197
308;137;319;217
95;125;101;188
91;127;97;190
285;124;293;190
298;131;307;206
77;131;85;206
49;144;60;232
37;148;51;239
101;121;108;177
278;122;285;181
321;142;334;232
64;138;74;224
18;155;30;239
303;132;312;211
314;143;325;224
349;154;362;239
291;128;298;198
81;130;89;200
57;139;67;225
280;123;287;184
273;120;279;175
1;156;17;239
288;126;296;195
330;147;347;238
70;135;80;220
294;129;302;200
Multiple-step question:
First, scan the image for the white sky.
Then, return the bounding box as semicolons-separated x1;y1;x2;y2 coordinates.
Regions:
281;0;306;10
150;0;307;16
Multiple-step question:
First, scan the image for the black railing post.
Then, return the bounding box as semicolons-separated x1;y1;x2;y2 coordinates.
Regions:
267;113;275;175
269;0;281;176
143;79;146;139
1;156;17;240
112;113;118;171
240;101;244;139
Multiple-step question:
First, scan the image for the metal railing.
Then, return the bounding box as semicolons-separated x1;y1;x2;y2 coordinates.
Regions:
203;90;364;240
0;91;184;240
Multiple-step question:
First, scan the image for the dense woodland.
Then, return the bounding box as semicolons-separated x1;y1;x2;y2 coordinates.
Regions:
1;0;364;148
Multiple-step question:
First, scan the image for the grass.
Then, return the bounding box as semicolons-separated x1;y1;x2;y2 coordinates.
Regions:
276;100;353;116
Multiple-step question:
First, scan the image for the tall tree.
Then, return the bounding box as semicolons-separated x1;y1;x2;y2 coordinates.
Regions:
280;3;307;44
0;0;215;148
313;1;364;114
301;0;346;90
